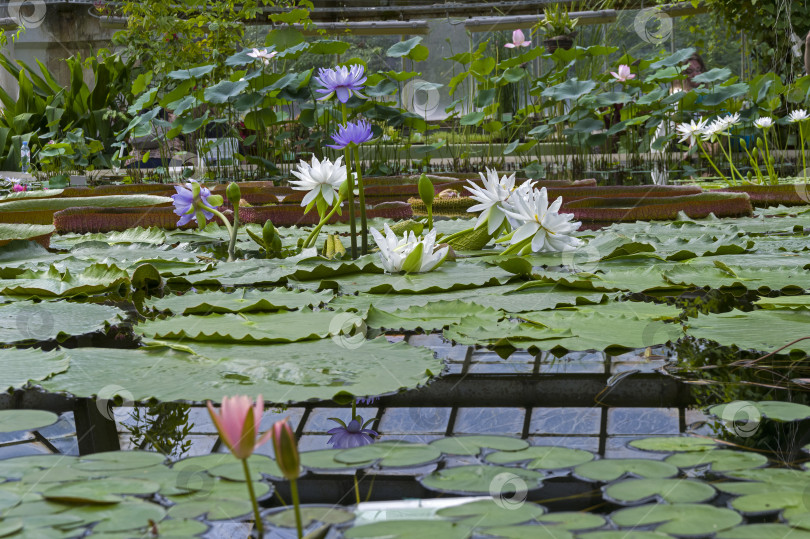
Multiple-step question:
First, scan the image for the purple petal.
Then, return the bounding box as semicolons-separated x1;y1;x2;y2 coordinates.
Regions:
335;87;350;103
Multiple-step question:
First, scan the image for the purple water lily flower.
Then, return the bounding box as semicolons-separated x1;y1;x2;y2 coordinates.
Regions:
327;120;374;150
171;180;219;227
356;396;378;405
315;65;367;103
327;416;377;449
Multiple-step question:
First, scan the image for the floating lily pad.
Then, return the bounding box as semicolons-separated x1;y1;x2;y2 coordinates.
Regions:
664;449;768;472
344;520;474;539
429;436;530;456
0;410;58;433
0;349;70;392
435;499;546;527
0;301;124;344
300;449;373;471
574;459;678;482
478;526;574;539
265;505;355;528
535;512;607;531
365;301;502;331
628;437;716;453
485;446;594;470
708;401;810;423
147;288;334;315
72;451;166;472
609;503;742;536
42;478;160;504
335;441;442;468
419;465;545;495
603;478;716;505
578;532;674;539
716;524;810;539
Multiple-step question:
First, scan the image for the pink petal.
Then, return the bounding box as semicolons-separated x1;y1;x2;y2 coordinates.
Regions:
504;43;516;48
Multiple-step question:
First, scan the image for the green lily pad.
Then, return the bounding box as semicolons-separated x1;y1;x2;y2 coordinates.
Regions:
265;505;355;528
478;526;574;539
335;441;442;468
42;478;160;504
535;512;606;530
0;410;58;433
708;401;810;423
716;524;810;539
664;449;768;472
604;478;716;504
578;532;673;539
72;451;166;472
485;446;594;470
0;349;70;392
147;288;334;315
435;499;546;527
77;500;167;532
429;436;530;456
366;301;503;331
610;503;742;536
420;465;545;495
628;436;716;453
301;449;373;471
344;520;474;539
0;519;23;537
687;310;810;353
574;459;678;482
0;301;124;344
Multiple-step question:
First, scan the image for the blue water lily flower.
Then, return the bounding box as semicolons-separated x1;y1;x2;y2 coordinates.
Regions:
315;64;367;103
171;180;221;227
327;120;374;150
327;416;377;449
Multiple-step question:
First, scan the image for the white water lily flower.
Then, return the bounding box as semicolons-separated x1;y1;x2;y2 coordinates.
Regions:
247;48;277;66
754;117;774;129
290;155;346;208
675;118;708;145
503;187;583;253
465;168;534;235
369;224;449;274
789;109;810;123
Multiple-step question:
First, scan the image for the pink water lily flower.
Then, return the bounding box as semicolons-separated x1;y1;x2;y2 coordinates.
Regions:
610;64;636;83
505;29;532;49
11;184;26;192
207;395;273;460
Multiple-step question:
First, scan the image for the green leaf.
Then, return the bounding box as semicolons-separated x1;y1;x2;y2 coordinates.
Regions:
0;301;124;343
420;465;545;495
574;459;678;482
485;446;594;470
335;441;442;468
717;524;810;539
628;436;716;453
40;338;440;404
604;478;716;504
203;80;248;105
0;348;69;391
665;450;768;472
146;289;333;315
687;311;810;353
167;65;215;81
610;503;741;536
387;37;424;58
0;195;172;213
266;506;355;528
429;435;529;456
365;300;501;331
436;499;546;527
345;521;473;539
0;410;58;433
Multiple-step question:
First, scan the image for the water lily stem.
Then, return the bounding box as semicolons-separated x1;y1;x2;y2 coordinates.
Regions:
208;208;236;262
241;458;264;537
800;123;808;182
342;104;358;259
290;478;303;539
696;140;727;184
354;473;361;505
304;194;344;249
353;148;368;254
500;236;532;256
762;132;777;185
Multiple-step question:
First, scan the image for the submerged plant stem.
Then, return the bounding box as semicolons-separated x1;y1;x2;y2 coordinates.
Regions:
354;149;368;254
208;208;236;262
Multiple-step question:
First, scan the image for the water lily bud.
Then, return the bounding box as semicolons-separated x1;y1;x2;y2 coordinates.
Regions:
418;173;434;210
756;138;764;150
206;194;224;207
226;182;241;207
262;219;277;248
272;419;300;481
338;179;349;201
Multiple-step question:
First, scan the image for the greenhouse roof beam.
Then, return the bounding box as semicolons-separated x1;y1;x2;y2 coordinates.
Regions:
299;20;431;36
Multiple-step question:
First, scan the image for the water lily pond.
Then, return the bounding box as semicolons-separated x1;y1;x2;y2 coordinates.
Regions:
3;1;810;537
